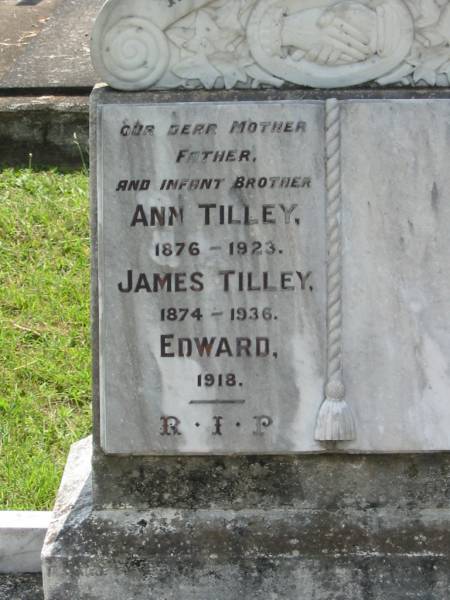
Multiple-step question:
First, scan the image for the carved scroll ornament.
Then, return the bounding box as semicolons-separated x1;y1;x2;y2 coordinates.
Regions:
91;0;450;89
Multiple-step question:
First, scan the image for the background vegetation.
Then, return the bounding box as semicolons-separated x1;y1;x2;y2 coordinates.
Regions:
0;168;91;510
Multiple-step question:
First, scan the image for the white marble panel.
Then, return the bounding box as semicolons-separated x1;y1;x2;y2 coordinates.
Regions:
97;100;327;454
340;99;450;451
0;511;51;573
96;96;450;454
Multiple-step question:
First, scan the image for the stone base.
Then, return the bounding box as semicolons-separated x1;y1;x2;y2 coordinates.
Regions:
0;574;43;600
42;438;450;599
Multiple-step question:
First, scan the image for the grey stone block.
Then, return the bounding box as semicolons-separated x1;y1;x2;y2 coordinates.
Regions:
0;574;43;600
43;436;450;599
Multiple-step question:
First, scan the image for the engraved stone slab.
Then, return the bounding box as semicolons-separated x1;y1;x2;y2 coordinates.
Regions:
339;99;450;452
97;100;327;454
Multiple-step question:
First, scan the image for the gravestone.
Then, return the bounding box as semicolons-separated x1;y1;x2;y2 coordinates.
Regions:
42;1;450;598
98;99;327;455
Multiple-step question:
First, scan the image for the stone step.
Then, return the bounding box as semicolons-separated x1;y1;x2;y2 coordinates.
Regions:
42;437;450;600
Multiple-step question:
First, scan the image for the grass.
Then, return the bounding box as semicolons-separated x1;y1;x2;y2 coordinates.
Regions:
0;168;91;510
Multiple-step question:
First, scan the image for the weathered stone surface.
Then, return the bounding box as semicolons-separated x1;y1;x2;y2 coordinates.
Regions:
0;0;60;80
0;574;43;600
97;97;326;454
92;87;450;455
339;99;450;451
43;436;450;600
92;450;450;510
0;0;101;90
43;86;450;600
0;96;89;168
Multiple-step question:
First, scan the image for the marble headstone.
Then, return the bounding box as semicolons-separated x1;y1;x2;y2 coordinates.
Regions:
95;93;450;454
97;100;327;454
39;2;450;598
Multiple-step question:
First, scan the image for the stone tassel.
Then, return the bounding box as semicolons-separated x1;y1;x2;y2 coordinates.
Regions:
314;99;356;442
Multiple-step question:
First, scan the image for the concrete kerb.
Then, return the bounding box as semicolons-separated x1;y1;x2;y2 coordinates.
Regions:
0;504;50;599
0;94;89;169
0;511;51;574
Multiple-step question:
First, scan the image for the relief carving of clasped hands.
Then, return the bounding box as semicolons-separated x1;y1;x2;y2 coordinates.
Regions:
280;3;389;65
91;0;450;89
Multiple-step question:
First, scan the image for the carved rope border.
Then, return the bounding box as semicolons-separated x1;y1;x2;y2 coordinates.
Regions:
314;98;356;442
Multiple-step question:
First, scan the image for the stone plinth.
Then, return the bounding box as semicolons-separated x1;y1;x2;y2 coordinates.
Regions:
43;436;450;599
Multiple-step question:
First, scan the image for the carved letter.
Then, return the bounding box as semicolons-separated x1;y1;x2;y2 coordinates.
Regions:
160;416;182;436
253;415;273;436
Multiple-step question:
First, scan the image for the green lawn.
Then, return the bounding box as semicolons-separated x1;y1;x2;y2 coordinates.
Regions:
0;168;91;510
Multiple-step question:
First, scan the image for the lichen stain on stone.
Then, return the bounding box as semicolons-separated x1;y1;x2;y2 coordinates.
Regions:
431;181;439;214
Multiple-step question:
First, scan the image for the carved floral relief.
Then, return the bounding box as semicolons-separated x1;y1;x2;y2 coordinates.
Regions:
91;0;450;89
